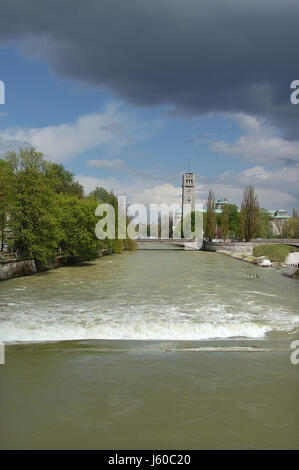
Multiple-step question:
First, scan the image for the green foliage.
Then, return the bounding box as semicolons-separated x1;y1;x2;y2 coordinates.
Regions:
259;208;273;239
0;158;15;251
282;218;299;238
88;187;114;204
6;155;62;269
241;186;261;241
1;147;136;271
123;237;137;251
220;203;229;239
205;189;216;241
227;204;241;239
88;186;136;252
5;147;46;173
253;244;299;263
176;210;203;238
58;196;99;263
45;163;84;197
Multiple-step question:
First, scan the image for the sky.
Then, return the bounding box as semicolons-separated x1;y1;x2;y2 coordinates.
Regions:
0;0;299;212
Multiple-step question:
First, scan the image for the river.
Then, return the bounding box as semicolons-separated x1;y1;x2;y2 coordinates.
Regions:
0;249;298;449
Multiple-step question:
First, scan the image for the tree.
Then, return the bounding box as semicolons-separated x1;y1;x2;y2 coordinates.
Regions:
227;204;241;239
178;210;203;239
0;159;15;252
273;219;284;239
88;187;136;253
205;189;216;241
220;203;229;239
45;163;84;198
282;218;299;238
88;187;118;206
259;208;273;239
293;208;299;219
58;195;100;262
7;149;62;269
240;186;261;241
5;147;46;174
2;147;135;269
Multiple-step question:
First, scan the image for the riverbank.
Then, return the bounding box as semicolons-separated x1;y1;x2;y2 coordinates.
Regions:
216;249;299;279
0;259;37;281
0;248;118;282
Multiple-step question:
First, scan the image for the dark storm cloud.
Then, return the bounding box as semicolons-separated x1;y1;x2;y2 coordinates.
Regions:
1;0;299;137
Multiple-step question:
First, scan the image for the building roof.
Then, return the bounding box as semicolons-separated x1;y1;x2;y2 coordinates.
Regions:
216;198;228;204
267;209;289;217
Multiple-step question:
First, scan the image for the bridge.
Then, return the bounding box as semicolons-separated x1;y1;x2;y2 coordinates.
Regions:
136;238;299;251
136;238;203;250
205;239;299;249
204;238;299;254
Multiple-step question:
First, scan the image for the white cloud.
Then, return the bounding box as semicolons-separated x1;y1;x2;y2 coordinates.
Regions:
143;184;181;205
0;103;153;162
76;175;124;195
212;136;299;165
226;113;268;135
76;175;182;206
77;159;299;214
86;158;127;171
210;113;299;166
209;165;299;210
76;175;184;223
218;164;299;190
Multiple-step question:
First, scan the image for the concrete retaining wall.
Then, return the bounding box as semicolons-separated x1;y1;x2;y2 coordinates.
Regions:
204;242;254;254
0;259;37;281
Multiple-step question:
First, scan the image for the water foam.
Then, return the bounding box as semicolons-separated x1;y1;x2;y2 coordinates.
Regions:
1;295;299;343
0;317;280;343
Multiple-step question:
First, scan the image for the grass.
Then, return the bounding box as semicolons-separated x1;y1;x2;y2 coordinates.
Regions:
253;244;299;264
293;269;299;279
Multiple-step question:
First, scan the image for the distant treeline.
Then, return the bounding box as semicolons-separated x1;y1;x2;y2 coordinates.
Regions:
204;187;299;241
0;147;136;270
177;187;299;241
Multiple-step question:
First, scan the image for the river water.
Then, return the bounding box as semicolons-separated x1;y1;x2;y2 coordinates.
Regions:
0;249;298;448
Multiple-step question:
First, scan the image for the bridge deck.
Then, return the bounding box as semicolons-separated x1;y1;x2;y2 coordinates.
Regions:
136;238;299;249
136;238;194;243
206;239;299;247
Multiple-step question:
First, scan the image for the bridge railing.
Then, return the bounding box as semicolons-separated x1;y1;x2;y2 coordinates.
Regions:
136;238;196;242
205;238;299;244
250;238;299;244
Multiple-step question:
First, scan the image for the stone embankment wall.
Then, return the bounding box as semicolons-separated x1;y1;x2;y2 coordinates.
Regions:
203;242;253;254
0;259;36;281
